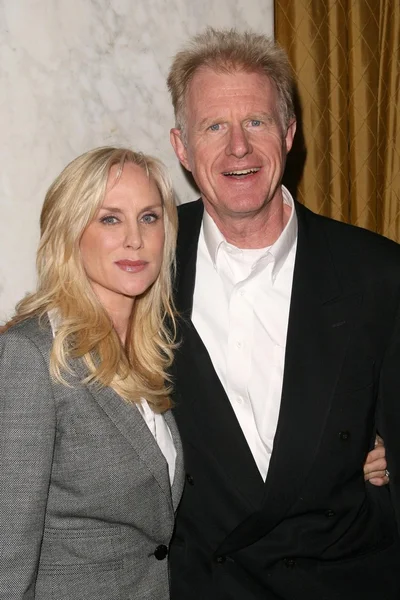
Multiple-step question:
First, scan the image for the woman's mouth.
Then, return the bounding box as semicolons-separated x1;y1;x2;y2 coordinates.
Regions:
114;260;148;273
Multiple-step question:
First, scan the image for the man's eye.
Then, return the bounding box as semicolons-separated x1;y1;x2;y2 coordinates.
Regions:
100;215;119;225
141;213;158;224
250;120;262;127
209;123;221;131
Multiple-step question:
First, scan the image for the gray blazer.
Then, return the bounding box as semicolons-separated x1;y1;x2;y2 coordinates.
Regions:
0;317;184;600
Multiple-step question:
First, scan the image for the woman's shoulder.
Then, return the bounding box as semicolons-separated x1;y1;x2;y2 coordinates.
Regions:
1;315;52;357
0;315;57;412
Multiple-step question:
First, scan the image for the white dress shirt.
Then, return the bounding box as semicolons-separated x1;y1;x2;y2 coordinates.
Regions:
192;186;298;480
48;311;176;484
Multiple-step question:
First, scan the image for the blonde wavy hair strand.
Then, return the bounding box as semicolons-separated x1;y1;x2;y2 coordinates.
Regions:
3;147;178;413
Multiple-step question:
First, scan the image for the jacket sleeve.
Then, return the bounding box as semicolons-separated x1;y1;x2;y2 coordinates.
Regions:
378;293;400;535
0;331;56;598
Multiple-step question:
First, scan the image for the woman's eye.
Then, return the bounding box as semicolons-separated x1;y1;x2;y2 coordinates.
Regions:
141;213;158;224
100;215;119;225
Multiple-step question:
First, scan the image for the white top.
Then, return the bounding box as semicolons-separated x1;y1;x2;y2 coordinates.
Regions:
47;311;176;484
192;186;298;480
136;399;176;484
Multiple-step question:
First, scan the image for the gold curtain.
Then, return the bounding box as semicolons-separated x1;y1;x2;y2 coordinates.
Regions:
275;0;400;241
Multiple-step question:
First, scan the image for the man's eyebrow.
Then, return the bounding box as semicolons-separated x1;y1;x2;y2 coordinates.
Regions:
247;112;275;121
198;116;225;129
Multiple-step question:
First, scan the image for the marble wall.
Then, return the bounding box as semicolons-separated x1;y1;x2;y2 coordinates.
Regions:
0;0;274;321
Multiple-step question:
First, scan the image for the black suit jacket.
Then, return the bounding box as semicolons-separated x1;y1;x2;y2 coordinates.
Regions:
169;199;400;600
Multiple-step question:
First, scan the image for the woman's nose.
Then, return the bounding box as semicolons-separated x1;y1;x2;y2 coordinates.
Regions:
123;223;143;250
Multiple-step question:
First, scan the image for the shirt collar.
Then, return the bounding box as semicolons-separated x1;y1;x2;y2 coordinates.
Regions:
47;308;60;338
202;185;298;280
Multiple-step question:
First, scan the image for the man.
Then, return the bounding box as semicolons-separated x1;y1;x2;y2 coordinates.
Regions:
167;28;399;599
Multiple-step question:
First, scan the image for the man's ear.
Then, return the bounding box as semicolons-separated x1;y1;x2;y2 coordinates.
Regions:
285;119;297;153
170;128;191;171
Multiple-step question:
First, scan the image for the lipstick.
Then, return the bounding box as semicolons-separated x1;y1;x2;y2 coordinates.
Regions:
114;260;148;273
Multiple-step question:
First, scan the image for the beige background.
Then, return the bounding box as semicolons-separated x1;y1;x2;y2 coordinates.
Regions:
0;0;274;321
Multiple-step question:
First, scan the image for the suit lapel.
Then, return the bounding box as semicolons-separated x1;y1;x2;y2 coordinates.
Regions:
177;319;265;507
73;360;173;503
262;204;358;511
164;409;185;511
175;201;265;508
175;200;204;317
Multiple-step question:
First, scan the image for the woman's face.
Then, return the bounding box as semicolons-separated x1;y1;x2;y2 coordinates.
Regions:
80;162;165;316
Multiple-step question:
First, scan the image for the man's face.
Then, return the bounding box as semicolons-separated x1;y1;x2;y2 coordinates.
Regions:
170;68;296;222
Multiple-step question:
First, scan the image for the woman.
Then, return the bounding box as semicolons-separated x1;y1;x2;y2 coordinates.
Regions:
0;147;184;599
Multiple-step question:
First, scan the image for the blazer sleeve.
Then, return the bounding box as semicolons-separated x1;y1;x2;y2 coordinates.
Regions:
378;294;400;535
0;331;56;598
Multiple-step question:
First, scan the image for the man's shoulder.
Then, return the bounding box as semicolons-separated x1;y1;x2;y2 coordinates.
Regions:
297;202;400;264
177;198;203;222
177;199;204;250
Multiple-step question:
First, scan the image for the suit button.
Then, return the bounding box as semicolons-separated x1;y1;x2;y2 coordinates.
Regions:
154;544;168;560
339;430;350;441
325;509;335;518
186;473;194;485
215;555;226;564
283;558;296;568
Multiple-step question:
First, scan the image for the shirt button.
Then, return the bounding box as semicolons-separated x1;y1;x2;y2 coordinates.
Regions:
186;473;194;485
154;544;168;560
215;555;226;564
339;431;350;441
325;509;335;518
239;289;245;296
236;396;243;404
236;341;242;349
283;558;296;568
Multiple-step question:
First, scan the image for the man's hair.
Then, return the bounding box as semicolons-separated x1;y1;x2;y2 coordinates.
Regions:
167;27;295;135
3;147;178;413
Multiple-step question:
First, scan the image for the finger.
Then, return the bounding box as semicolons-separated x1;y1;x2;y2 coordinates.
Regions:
375;434;384;447
364;458;387;474
365;446;386;464
367;475;389;486
364;468;387;480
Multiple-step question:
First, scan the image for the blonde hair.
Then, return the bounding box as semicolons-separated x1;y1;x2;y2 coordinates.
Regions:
167;27;295;135
3;147;178;413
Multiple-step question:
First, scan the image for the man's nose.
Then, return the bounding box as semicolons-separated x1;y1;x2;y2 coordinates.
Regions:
225;125;252;158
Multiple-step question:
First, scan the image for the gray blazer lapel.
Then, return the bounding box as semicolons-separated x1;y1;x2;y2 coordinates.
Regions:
57;328;180;506
82;380;172;502
164;409;185;511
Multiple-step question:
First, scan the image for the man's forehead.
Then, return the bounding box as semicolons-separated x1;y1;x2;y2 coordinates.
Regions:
188;64;271;86
185;67;277;107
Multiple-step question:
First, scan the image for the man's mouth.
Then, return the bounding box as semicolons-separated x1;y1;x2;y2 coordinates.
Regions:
222;168;261;177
